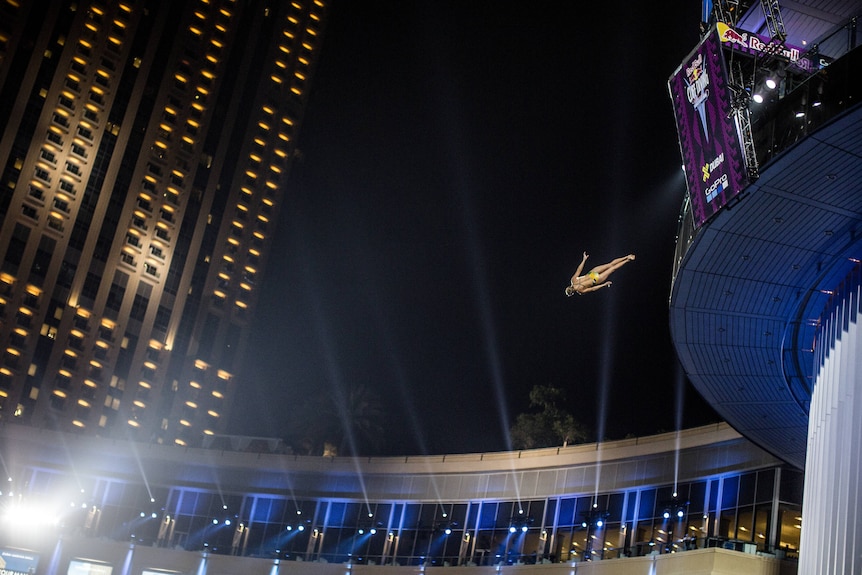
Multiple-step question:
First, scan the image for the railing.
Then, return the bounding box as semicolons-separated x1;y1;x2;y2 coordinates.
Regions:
240;535;792;566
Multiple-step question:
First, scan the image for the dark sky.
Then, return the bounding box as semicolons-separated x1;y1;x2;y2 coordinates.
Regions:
227;1;722;455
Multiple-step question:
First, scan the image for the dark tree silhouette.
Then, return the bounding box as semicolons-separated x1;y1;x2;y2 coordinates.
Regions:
509;384;590;450
333;383;385;456
291;383;385;456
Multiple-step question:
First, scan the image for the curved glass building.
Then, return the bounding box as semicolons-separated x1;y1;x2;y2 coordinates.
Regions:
0;422;800;572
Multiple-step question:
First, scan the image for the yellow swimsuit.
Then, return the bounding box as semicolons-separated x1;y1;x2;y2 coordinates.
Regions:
588;271;599;285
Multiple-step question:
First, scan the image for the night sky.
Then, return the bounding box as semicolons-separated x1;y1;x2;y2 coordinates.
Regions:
227;1;723;455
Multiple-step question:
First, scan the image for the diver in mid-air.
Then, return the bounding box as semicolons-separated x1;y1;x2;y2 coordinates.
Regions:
565;252;635;296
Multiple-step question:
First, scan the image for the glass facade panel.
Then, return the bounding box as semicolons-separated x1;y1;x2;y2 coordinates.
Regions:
757;468;776;503
8;466;800;565
739;472;757;505
754;503;771;550
780;468;805;503
688;480;707;515
477;501;497;529
708;478;720;513
777;503;802;557
736;505;754;541
718;507;737;541
637;488;656;520
722;475;740;508
395;528;417;565
557;497;576;526
401;502;420;529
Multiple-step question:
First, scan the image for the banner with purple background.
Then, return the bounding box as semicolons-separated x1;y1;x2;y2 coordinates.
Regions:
669;25;750;228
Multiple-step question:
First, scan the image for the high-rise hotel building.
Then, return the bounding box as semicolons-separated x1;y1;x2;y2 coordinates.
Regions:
0;0;326;446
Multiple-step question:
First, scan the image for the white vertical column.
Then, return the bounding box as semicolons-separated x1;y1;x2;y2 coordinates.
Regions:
800;285;862;574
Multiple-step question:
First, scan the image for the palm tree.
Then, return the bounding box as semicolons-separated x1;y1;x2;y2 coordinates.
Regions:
334;383;385;456
292;383;386;456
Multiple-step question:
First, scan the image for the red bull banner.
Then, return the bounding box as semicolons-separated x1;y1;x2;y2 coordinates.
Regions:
716;22;821;73
669;25;750;228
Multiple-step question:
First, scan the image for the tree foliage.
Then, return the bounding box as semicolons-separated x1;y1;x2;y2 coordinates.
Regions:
509;384;590;450
291;383;385;456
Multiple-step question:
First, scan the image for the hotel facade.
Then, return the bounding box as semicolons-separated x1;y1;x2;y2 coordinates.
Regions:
0;0;325;447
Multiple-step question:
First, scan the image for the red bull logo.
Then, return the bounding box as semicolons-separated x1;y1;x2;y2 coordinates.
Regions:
685;53;709;108
716;22;812;72
717;22;747;48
